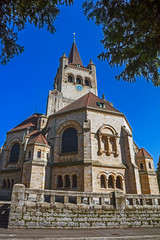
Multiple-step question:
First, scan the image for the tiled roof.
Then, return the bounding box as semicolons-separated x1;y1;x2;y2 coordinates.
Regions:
55;92;120;115
8;113;42;133
26;130;40;137
68;41;83;66
136;148;152;157
28;134;48;145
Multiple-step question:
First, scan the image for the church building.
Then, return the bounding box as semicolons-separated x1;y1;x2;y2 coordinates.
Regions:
0;40;159;200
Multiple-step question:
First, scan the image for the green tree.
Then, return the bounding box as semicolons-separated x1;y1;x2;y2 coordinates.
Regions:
0;0;73;65
156;156;160;190
83;0;160;86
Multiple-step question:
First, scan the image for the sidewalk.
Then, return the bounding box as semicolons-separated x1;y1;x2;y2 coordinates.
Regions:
0;227;160;240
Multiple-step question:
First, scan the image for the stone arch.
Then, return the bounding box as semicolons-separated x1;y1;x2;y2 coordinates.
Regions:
6;139;21;164
100;174;106;188
107;174;115;189
97;125;119;157
97;171;107;179
68;73;74;83
98;125;117;136
116;173;124;190
55;120;82;156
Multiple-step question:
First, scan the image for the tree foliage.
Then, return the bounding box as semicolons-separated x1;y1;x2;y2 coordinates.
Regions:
0;0;73;64
83;0;160;86
156;156;160;191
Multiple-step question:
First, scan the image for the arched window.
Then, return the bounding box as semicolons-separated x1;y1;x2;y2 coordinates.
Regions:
11;178;14;188
76;77;82;84
72;175;77;189
148;162;151;169
100;175;106;188
85;79;90;86
57;175;63;188
9;143;20;163
2;179;6;189
68;75;73;83
65;175;70;188
37;150;41;158
108;175;114;188
7;179;10;189
62;127;78;153
116;176;122;189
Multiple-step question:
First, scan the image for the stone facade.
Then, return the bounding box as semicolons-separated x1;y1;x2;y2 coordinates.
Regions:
0;40;159;201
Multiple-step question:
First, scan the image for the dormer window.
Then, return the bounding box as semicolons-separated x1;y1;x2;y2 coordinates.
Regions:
96;102;105;108
77;64;80;67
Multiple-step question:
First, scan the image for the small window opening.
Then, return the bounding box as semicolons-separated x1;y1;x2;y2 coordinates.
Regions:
85;79;90;86
7;179;10;189
65;175;70;188
57;175;63;188
140;163;143;170
148;162;151;169
28;151;31;158
2;179;6;189
37;150;41;158
47;153;49;160
76;77;81;84
11;178;14;188
108;175;114;188
100;175;106;188
116;176;122;189
96;102;105;108
72;175;77;189
68;76;73;82
77;64;80;67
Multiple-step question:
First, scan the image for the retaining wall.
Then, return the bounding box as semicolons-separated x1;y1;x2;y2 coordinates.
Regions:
8;184;160;228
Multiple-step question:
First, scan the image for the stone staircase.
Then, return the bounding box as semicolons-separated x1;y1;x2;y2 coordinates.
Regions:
0;202;10;228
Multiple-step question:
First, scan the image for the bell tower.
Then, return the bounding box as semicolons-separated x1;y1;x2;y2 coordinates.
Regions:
46;39;98;117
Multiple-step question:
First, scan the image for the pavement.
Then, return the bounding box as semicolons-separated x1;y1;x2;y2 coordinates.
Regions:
0;227;160;240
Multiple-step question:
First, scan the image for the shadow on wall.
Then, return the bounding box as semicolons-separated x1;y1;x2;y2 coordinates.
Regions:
0;189;12;201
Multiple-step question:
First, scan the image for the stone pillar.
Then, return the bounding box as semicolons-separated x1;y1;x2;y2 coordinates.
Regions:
9;184;25;227
113;191;125;210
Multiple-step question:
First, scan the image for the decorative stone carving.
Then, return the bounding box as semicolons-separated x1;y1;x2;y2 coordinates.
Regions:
97;125;119;157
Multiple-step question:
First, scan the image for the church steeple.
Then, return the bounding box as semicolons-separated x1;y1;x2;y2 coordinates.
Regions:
68;41;83;66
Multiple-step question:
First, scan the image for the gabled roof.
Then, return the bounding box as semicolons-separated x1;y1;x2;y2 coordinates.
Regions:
28;134;48;146
68;41;83;66
55;92;120;115
136;148;152;157
8;113;42;133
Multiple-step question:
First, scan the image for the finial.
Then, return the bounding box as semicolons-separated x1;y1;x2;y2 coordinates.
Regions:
73;32;76;42
102;94;105;100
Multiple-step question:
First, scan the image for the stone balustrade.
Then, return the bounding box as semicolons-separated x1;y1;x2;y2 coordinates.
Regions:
8;184;160;229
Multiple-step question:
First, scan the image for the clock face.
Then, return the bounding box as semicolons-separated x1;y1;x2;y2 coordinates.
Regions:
76;85;83;91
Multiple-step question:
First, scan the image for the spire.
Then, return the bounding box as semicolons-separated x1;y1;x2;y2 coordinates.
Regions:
68;38;83;66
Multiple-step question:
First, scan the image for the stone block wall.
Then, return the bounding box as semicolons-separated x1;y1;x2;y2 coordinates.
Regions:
8;184;160;229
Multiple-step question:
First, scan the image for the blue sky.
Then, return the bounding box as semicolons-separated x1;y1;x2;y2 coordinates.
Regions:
0;1;160;168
